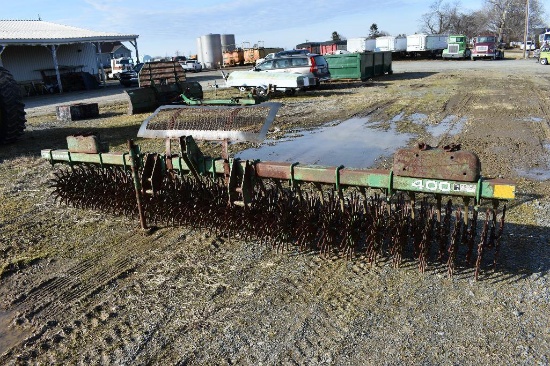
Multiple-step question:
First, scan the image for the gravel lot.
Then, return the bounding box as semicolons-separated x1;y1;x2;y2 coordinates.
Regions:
0;53;549;365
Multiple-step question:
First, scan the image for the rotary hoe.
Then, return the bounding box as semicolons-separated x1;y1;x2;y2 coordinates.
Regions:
41;102;515;279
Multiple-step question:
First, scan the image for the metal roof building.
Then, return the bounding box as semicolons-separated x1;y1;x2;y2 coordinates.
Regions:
0;20;139;92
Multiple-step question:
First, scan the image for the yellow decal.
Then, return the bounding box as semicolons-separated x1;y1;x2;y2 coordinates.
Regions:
494;184;515;199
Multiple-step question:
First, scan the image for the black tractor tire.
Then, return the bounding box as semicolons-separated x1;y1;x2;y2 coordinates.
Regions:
0;67;26;144
254;86;268;97
540;58;548;65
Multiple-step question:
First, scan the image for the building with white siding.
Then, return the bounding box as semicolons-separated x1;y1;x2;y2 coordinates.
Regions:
97;42;133;68
0;20;138;92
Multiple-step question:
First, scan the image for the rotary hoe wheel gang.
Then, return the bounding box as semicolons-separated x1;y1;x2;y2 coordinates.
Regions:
41;104;516;279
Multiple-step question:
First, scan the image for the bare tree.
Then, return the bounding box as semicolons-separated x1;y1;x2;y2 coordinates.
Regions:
419;0;546;41
462;10;491;36
420;0;462;34
453;11;487;37
483;0;546;42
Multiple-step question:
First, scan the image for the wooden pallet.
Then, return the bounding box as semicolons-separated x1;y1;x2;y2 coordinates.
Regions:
139;61;186;87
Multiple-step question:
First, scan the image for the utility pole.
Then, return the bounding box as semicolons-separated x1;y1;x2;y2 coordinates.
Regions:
523;0;529;59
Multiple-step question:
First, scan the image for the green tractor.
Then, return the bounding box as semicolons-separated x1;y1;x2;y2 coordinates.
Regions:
442;35;471;60
0;67;26;144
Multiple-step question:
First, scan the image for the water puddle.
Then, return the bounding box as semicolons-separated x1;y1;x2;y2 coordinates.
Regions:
516;167;550;181
426;115;466;138
391;113;465;139
236;117;415;168
408;113;428;124
524;116;544;123
391;112;405;123
515;142;550;181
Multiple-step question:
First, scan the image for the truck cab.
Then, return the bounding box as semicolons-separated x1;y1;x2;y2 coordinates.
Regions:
109;57;135;79
539;31;550;49
442;35;471;59
471;35;504;60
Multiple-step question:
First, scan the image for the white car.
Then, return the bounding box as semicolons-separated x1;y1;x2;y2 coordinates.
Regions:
181;60;202;72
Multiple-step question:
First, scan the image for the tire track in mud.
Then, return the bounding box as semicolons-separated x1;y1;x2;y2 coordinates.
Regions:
356;99;399;120
274;262;371;364
113;243;287;364
232;258;373;365
83;239;235;364
13;252;134;323
428;92;474;147
281;308;347;365
182;254;374;364
0;230;163;361
466;76;550;179
105;243;369;365
532;88;550;141
18;229;219;365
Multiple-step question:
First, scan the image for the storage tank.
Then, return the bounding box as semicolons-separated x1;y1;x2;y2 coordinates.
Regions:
200;34;223;69
221;34;236;52
196;37;203;64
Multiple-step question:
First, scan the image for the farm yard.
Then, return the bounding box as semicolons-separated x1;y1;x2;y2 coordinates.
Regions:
1;56;549;365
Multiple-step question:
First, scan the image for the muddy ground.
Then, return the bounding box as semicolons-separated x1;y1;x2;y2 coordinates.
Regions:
1;55;549;365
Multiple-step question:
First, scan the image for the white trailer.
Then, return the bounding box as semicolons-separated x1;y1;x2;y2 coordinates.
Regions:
375;36;407;52
346;37;376;53
406;34;448;57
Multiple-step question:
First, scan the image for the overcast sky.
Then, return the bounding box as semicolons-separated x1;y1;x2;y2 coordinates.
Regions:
5;0;494;58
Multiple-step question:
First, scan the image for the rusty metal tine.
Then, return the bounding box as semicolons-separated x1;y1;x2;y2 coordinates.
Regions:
475;210;490;280
408;192;416;220
463;197;470;228
494;204;506;269
435;194;442;223
128;139;147;230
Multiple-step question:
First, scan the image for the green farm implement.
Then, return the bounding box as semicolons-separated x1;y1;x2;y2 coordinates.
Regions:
124;60;264;114
42;103;515;279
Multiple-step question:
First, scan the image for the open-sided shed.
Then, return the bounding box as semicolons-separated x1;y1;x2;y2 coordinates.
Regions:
0;20;139;93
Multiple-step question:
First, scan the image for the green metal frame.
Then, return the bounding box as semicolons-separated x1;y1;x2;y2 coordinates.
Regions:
180;93;264;106
41;141;515;202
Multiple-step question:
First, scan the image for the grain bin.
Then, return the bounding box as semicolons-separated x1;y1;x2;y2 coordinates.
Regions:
200;34;223;69
196;37;203;63
221;34;236;52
